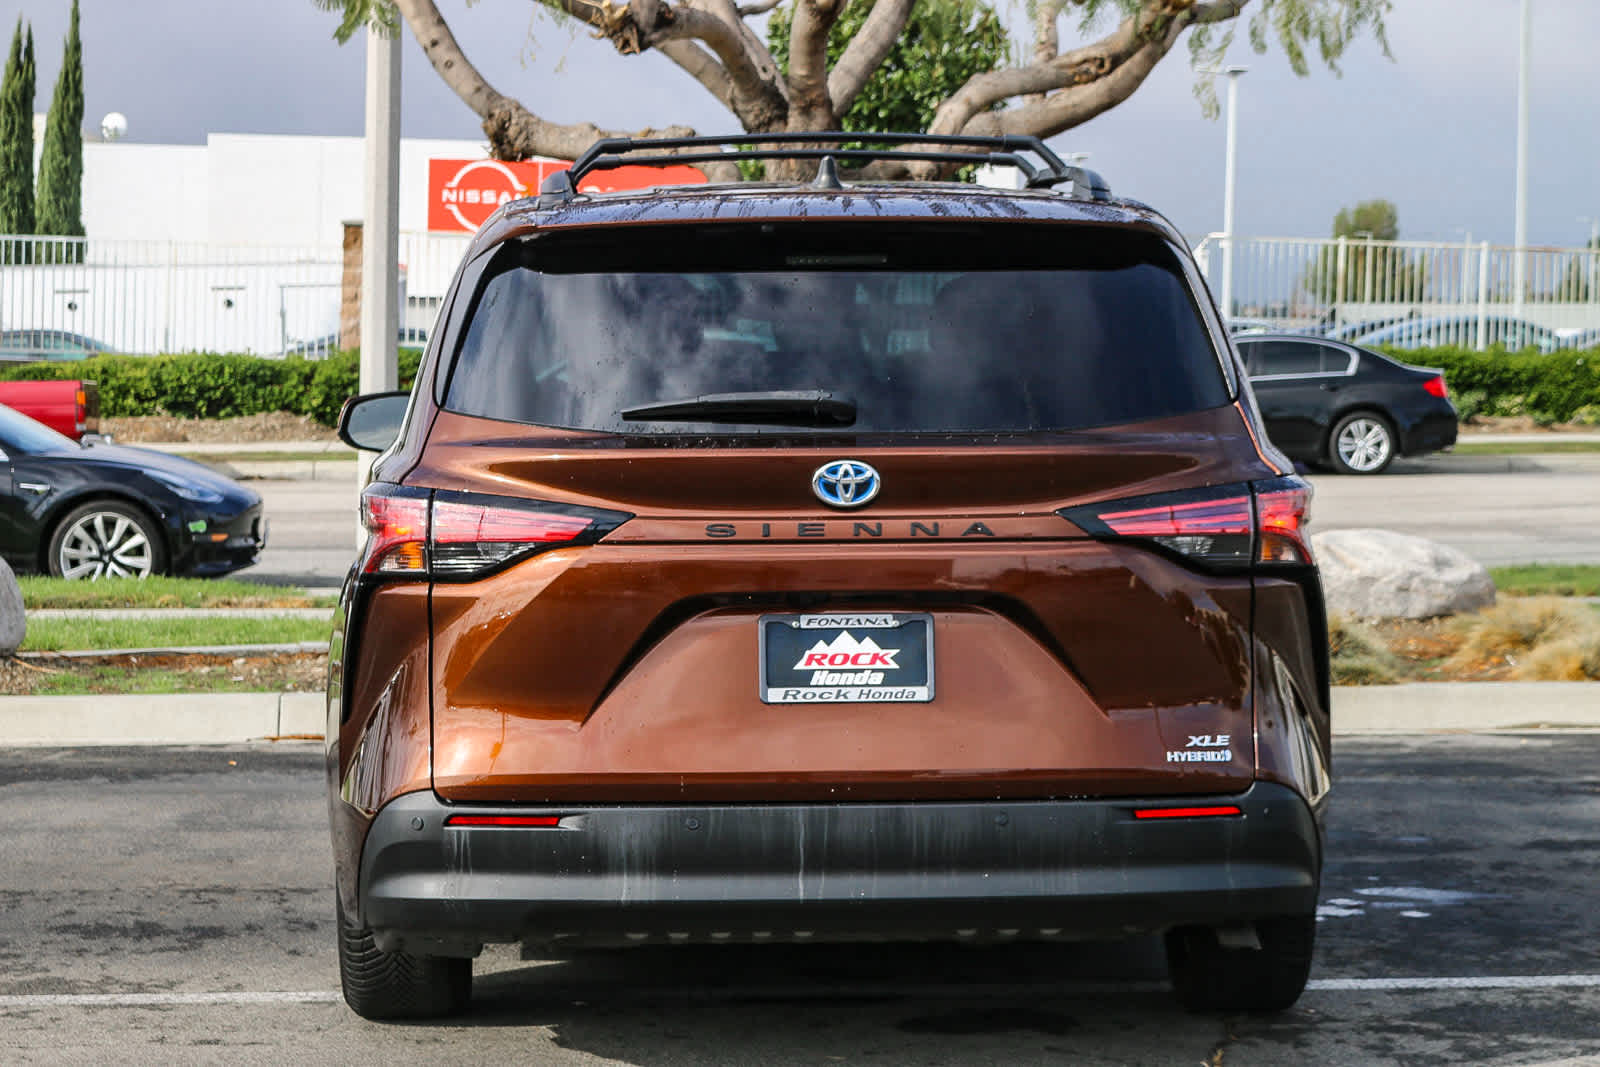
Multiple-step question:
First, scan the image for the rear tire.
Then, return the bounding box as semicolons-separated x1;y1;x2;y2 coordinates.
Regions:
1165;914;1316;1013
1327;412;1396;475
336;898;471;1020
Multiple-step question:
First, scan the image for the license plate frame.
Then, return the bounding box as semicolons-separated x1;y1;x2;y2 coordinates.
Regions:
758;612;934;704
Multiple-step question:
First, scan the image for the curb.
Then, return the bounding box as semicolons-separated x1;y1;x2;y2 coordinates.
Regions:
0;692;325;746
1332;682;1600;732
199;459;357;482
2;683;1597;747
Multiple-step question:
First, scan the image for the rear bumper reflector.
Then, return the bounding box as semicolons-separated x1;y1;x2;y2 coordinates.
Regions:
1132;805;1243;820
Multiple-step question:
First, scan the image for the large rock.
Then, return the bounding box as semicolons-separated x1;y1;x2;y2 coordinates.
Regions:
1312;529;1495;619
0;557;23;656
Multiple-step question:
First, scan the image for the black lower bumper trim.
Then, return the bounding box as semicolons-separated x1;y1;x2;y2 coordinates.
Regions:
357;783;1320;956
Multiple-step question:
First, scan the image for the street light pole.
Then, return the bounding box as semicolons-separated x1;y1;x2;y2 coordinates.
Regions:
356;21;402;543
1513;0;1531;317
1219;66;1246;322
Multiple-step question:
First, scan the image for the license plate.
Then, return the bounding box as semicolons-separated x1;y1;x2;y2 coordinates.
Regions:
758;613;933;704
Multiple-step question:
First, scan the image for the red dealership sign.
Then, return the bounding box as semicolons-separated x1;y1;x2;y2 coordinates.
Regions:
426;157;707;233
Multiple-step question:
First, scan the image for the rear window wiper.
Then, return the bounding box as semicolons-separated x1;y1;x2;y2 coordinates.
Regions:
621;390;857;426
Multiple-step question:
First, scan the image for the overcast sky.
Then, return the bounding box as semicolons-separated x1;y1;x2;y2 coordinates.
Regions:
3;0;1595;245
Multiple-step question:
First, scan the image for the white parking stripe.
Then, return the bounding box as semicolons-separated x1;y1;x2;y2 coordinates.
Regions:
1309;975;1600;991
4;975;1600;1009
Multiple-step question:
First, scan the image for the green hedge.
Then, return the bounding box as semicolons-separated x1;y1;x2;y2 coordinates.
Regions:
0;349;422;426
2;344;1596;427
1374;345;1600;424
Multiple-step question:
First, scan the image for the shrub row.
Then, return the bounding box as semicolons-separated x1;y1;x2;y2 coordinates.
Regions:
1374;344;1600;424
0;344;1596;427
0;349;422;426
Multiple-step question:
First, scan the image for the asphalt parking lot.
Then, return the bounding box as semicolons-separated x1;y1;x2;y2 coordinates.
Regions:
3;735;1599;1065
243;452;1600;587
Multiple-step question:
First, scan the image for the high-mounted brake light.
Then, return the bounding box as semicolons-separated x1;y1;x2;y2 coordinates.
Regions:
1060;476;1313;570
358;484;631;580
1423;375;1448;399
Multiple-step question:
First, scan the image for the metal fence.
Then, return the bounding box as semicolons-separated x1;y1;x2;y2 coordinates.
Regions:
1192;234;1600;349
6;232;1599;359
0;232;473;360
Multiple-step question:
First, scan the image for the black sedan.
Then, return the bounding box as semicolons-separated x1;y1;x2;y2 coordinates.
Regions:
0;404;265;579
1234;334;1458;474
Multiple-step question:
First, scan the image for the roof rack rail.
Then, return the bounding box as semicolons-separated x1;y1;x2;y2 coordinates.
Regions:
537;131;1111;203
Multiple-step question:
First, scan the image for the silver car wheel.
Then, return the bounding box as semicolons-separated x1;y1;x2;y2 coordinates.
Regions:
56;510;156;580
1334;417;1393;474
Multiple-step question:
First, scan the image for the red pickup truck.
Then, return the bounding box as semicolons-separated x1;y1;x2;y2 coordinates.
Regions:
0;380;101;440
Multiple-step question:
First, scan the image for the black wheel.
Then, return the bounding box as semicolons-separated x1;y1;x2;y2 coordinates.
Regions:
336;897;471;1020
47;500;168;579
1327;411;1396;475
1165;914;1316;1013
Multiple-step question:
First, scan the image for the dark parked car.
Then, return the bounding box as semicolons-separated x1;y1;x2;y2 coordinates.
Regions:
329;133;1330;1021
1235;334;1458;474
0;403;265;579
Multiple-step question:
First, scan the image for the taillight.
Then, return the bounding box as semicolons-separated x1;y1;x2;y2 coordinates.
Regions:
359;484;430;574
1423;375;1448;399
1059;476;1313;570
359;484;630;579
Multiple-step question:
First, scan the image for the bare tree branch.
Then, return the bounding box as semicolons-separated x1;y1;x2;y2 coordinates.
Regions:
1022;0;1070;106
927;2;1164;140
827;0;913;116
394;0;695;160
786;0;847;128
736;0;785;14
658;38;737;110
964;11;1188;140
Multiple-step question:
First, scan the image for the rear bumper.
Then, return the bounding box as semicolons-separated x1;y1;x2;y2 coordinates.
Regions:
357;782;1321;957
1400;406;1458;457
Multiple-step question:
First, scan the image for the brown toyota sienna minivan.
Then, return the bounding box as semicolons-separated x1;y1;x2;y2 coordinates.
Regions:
329;134;1330;1020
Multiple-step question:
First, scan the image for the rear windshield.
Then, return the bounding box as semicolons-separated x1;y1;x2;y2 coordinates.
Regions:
443;223;1228;435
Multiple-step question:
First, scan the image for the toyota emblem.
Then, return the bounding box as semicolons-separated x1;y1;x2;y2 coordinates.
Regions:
812;460;881;508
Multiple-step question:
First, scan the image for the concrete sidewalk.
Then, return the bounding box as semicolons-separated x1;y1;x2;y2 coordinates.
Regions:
2;682;1596;746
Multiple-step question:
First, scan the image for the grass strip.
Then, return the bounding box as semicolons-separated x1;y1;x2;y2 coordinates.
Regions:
1453;440;1600;455
18;576;336;611
18;665;313;696
1489;564;1600;598
21;614;330;652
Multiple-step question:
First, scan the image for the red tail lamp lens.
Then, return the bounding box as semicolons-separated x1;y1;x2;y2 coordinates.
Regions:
1084;493;1254;568
1423;375;1448;399
444;814;563;828
358;487;630;579
1061;476;1313;570
359;485;429;574
1256;481;1313;565
1133;805;1242;820
430;496;595;577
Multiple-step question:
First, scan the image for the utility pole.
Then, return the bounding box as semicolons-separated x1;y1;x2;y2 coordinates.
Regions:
1512;0;1531;318
356;21;401;540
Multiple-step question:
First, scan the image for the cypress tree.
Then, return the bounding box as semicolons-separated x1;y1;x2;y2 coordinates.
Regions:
37;0;84;248
0;18;35;237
